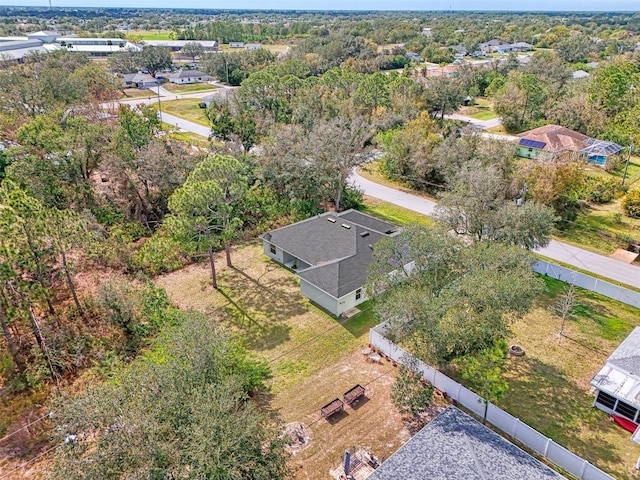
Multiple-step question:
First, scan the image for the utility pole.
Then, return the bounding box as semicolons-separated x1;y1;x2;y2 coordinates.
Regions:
622;142;634;187
156;81;163;124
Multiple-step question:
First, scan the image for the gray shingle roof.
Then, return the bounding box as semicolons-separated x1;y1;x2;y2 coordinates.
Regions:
607;327;640;376
262;210;396;298
368;407;566;480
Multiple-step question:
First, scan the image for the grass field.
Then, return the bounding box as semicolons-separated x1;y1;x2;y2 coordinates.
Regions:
152;99;210;126
499;276;640;479
359;196;434;227
124;30;174;40
470;110;499;120
554;200;640;256
161;83;217;94
156;243;410;478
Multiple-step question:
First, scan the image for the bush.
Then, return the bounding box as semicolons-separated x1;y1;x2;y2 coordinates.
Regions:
623;188;640;217
132;233;184;276
576;176;623;204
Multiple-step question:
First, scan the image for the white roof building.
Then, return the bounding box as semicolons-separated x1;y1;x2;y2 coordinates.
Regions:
591;327;640;425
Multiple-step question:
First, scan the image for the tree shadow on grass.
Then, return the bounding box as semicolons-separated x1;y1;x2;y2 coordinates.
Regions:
214;265;311;351
502;356;625;475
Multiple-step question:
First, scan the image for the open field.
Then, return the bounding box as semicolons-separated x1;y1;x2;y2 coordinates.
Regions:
152;98;210;126
156;243;409;478
124;30;174;40
500;276;640;479
161;83;217;94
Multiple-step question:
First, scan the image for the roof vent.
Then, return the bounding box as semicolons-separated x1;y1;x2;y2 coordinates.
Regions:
327;217;336;223
341;223;351;229
360;231;370;237
368;244;374;250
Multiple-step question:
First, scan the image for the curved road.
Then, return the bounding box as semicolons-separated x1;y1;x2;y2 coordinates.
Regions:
350;170;640;289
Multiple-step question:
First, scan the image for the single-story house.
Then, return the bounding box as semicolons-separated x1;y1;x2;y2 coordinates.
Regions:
591;327;640;426
511;41;534;51
167;70;212;84
245;43;262;51
122;72;159;89
421;27;432;37
404;52;423;62
447;44;467;56
368;406;567;480
480;39;509;53
229;42;244;48
260;210;400;317
517;124;623;166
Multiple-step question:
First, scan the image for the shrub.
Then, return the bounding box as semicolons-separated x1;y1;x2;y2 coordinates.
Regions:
622;188;640;217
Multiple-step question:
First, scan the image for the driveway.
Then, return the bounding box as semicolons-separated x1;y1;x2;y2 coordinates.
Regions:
444;112;503;130
350;170;640;289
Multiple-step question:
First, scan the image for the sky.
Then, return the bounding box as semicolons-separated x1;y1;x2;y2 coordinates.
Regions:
8;0;640;11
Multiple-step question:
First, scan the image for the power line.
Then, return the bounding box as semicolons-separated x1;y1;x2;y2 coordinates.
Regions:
0;412;52;444
0;443;63;480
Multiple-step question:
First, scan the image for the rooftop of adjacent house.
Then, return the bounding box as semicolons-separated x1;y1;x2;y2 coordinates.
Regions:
169;70;210;79
517;124;590;153
368;406;567;480
591;327;640;408
261;210;398;298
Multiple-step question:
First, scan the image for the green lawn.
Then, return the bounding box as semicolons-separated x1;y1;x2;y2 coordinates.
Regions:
152;99;210;126
125;30;174;40
470;110;498;120
359;197;434;227
498;276;640;479
161;83;217;94
554;202;640;256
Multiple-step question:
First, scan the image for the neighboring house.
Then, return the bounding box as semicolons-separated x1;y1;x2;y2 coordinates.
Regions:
368;406;567;480
516;125;591;161
167;70;212;84
245;43;262;51
229;41;244;48
421;27;432;37
517;124;623;166
480;39;509;52
122;72;159;89
572;69;590;79
448;44;467;56
511;41;534;51
404;52;423;62
260;210;400;316
591;327;640;426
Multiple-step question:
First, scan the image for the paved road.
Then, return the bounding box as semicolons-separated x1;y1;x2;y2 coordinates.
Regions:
444;112;503;130
350;170;640;289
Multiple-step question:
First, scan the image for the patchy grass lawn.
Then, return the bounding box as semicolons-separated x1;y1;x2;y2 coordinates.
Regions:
554;201;640;257
263;44;290;54
121;88;151;99
156;243;409;478
161;83;217;94
151;99;210;126
500;276;640;479
359;196;434;227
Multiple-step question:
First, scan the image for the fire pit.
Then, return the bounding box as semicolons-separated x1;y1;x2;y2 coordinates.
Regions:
509;345;525;357
283;422;311;454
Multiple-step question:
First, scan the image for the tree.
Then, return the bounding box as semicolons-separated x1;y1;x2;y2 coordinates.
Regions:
423;75;465;122
435;157;557;250
137;45;172;78
182;41;205;62
166;154;247;288
49;312;287;480
368;225;544;368
391;357;434;417
555;282;576;336
455;341;509;424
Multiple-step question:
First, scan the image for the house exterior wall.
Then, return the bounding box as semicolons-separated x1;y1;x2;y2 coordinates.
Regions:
593;388;640;424
300;279;339;316
516;145;553;161
336;288;367;315
263;239;284;264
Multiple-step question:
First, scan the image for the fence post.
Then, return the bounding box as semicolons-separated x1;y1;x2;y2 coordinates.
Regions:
579;460;588;479
511;418;520;438
543;437;551;457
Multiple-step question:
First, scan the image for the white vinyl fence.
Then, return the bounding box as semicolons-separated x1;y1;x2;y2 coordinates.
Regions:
369;322;615;480
534;260;640;309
